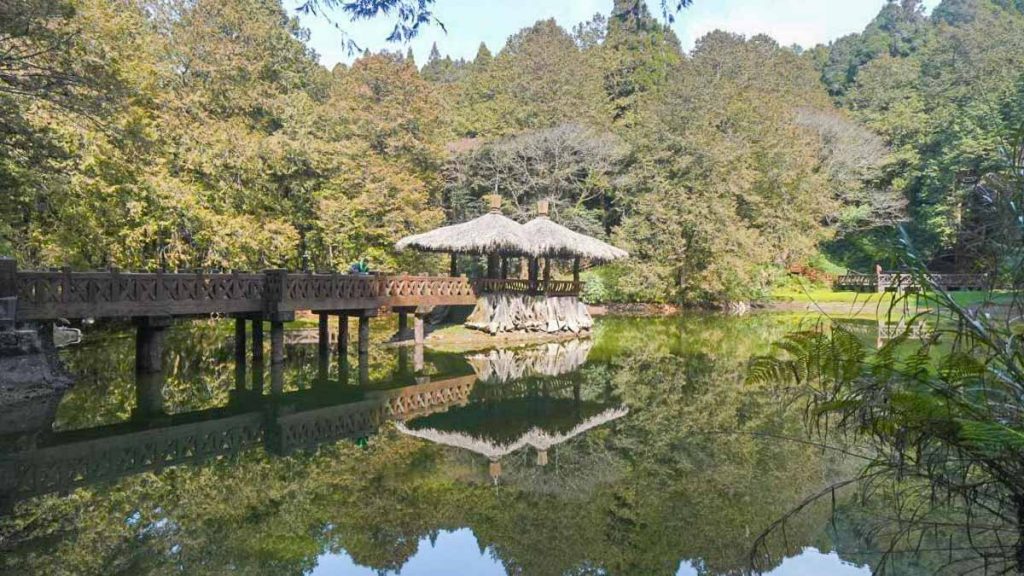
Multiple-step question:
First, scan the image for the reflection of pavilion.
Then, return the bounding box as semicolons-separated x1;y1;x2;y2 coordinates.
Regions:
397;402;628;482
397;338;624;483
466;339;593;383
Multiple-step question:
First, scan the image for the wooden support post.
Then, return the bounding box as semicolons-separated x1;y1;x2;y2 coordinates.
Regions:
528;257;538;291
358;314;370;385
572;256;580;284
414;343;424;373
234;318;247;391
317;313;329;383
336;314;349;357
358;315;370;355
542;257;551;289
251;317;264;367
487;253;499;279
134;316;171;419
414;313;425;345
500;257;508;279
449;253;458;277
398;345;409;375
134;371;165;420
0;257;15;330
398;310;409;340
135;317;171;375
270;319;285;395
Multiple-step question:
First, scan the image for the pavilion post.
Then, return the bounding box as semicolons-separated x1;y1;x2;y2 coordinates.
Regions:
573;257;580;284
449;253;457;277
487;253;499;279
542;257;551;290
528;257;538;291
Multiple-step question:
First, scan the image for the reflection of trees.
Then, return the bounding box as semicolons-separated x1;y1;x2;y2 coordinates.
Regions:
3;314;902;576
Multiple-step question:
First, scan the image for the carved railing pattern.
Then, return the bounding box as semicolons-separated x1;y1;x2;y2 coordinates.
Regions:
273;376;477;452
281;273;381;307
543;280;583;296
8;267;581;322
370;375;476;418
381;275;474;300
3;414;264;498
16;271;266;320
472;279;582;296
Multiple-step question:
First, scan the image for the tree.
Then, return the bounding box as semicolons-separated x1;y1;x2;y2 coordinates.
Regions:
443;124;625;235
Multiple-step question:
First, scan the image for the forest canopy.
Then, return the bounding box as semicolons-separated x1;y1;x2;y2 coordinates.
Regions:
2;0;1023;303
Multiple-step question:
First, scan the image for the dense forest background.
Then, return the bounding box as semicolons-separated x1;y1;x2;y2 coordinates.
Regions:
3;0;1024;304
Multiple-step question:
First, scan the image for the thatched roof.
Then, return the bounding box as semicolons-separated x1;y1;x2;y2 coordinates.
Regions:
396;405;628;459
395;196;536;256
522;215;628;262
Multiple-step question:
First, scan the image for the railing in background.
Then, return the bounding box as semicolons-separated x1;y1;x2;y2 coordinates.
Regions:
833;272;990;293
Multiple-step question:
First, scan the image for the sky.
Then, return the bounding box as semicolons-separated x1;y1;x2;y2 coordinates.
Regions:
293;0;943;69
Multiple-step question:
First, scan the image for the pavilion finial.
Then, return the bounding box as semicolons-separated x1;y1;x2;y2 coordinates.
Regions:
485;194;502;213
536;199;549;217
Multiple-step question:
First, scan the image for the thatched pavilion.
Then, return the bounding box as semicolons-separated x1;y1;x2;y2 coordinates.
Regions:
395;194;534;278
394;196;629;335
522;200;629;284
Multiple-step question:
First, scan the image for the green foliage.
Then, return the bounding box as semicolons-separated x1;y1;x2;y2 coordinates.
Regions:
824;0;1024;266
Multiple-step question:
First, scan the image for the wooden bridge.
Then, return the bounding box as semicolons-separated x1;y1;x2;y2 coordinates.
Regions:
0;259;582;391
833;272;989;293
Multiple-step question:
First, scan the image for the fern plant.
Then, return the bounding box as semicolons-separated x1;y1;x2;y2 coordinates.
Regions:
749;121;1024;575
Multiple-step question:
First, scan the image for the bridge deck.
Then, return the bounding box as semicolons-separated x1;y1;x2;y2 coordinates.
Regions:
3;267;581;322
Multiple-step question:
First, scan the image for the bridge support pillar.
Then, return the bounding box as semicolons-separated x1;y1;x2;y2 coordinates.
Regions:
339;311;352;364
134;317;171;375
134;371;165;420
234;317;247;391
413;308;427;346
393;306;416;341
358;314;370;386
317;313;329;382
251;316;264;394
268;312;293;396
0;257;16;330
398;310;409;339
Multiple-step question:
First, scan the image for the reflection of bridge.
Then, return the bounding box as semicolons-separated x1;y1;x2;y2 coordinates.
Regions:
835;318;934;348
0;374;477;507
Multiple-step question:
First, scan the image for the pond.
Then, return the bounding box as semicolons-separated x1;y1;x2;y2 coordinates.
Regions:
0;314;934;575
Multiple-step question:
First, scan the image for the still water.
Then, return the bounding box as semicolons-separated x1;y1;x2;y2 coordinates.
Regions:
0;314;916;575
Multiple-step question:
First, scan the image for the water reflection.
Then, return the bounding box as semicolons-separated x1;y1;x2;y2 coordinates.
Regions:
0;314;925;575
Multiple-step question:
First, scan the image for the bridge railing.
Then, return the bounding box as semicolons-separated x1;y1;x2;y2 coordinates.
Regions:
472;278;583;296
3;261;585;322
15;269;267;321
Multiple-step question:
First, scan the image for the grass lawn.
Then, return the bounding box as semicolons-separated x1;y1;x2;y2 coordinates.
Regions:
772;283;1015;308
